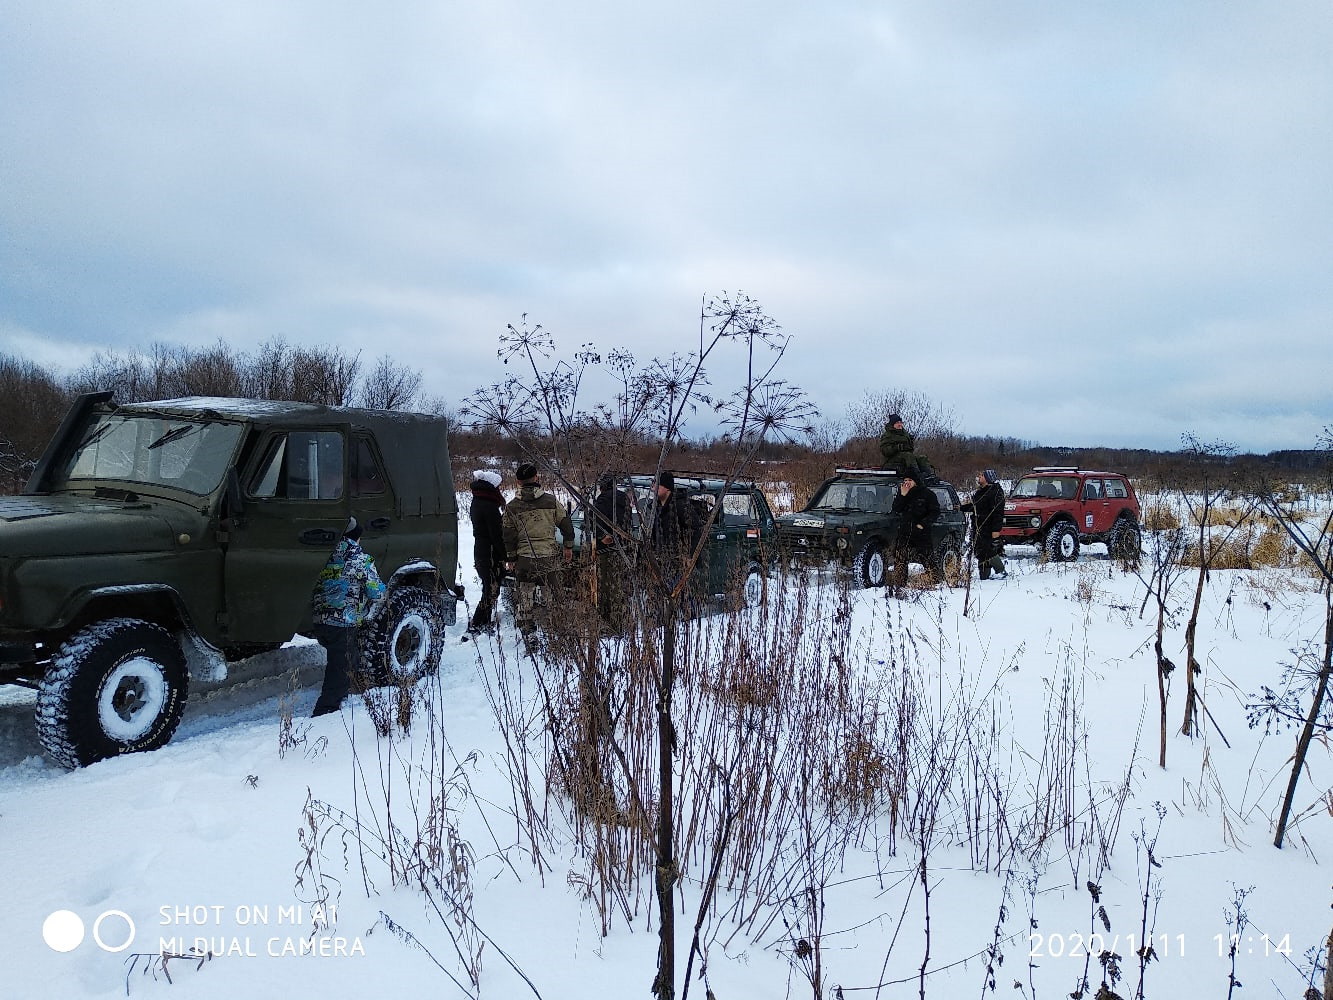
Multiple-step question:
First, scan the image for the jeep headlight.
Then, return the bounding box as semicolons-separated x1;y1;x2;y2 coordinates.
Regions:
1029;516;1041;528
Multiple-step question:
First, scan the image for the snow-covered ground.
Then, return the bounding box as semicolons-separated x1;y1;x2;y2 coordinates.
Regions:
2;511;1331;999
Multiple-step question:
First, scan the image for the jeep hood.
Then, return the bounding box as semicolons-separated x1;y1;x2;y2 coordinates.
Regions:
0;495;181;557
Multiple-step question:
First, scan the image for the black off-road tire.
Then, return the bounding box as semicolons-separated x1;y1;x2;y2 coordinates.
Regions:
36;618;189;769
361;586;448;686
1108;517;1142;566
1044;522;1080;562
738;562;767;609
852;539;887;588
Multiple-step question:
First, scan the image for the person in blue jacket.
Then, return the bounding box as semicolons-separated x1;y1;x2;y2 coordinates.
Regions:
310;517;386;717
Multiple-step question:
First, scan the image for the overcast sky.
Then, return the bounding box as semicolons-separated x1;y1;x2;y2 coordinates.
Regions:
2;1;1330;453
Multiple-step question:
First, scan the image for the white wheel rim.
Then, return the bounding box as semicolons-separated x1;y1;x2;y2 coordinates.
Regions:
868;551;884;583
98;657;168;741
743;571;764;607
389;611;434;676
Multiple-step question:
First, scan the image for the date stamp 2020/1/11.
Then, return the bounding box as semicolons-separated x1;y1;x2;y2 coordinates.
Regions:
1029;931;1294;961
1028;931;1187;960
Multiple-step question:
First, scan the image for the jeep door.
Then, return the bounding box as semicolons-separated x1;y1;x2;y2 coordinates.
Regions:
1078;478;1117;536
700;489;773;597
223;427;357;643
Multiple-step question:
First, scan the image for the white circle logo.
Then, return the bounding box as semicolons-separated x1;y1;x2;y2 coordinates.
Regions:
42;910;85;953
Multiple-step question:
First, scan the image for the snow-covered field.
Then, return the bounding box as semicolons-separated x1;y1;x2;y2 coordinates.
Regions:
2;511;1331;999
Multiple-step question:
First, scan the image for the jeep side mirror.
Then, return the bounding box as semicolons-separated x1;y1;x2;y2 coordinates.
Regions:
223;467;245;523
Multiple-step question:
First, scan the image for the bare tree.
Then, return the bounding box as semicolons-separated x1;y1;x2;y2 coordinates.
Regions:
845;387;957;442
1134;503;1189;768
1176;436;1258;737
358;353;423;411
0;353;70;493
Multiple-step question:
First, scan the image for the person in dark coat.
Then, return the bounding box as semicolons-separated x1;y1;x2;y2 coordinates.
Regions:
961;469;1007;580
889;472;941;591
467;470;507;634
591;473;635;631
648;471;702;599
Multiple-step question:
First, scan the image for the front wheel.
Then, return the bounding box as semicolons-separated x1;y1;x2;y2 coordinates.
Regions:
933;538;966;588
738;562;767;609
361;585;448;685
1044;522;1080;562
852;540;887;588
36;618;189;769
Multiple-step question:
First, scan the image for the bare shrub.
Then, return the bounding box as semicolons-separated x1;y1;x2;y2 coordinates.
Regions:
1142;503;1181;531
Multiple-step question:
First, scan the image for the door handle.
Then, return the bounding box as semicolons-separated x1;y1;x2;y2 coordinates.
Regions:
300;528;338;546
368;517;391;530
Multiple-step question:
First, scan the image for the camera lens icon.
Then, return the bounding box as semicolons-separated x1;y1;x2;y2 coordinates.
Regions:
43;909;136;953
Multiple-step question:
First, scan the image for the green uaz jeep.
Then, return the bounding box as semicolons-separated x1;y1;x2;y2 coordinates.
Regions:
0;392;461;768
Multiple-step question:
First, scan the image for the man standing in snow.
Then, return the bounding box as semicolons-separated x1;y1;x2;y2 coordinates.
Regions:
502;462;574;642
591;472;635;632
646;470;702;608
309;517;386;717
889;472;940;593
962;469;1008;581
467;469;507;635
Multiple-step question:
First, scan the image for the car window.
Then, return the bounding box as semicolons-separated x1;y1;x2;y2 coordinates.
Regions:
1082;479;1103;500
1104;478;1128;499
249;430;345;500
721;491;757;524
931;487;957;511
350;435;386;496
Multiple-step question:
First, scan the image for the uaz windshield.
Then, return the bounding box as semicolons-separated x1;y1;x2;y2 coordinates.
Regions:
54;414;243;495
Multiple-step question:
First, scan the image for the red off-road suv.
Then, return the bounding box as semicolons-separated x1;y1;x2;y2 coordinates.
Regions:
1000;467;1141;563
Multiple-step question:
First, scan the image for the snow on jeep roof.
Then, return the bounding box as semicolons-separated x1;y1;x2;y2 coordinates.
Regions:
117;396;447;426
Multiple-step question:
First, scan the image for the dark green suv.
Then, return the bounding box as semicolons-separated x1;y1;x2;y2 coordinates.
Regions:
570;473;778;608
0;391;461;768
776;468;967;588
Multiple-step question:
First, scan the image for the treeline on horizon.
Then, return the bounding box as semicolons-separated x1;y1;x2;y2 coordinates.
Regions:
2;341;1327;497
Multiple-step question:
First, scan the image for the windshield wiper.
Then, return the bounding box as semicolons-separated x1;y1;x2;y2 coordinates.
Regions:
147;425;198;450
74;423;114;452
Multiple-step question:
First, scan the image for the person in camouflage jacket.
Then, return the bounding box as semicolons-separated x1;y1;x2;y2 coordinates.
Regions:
502;462;574;637
310;517;386;716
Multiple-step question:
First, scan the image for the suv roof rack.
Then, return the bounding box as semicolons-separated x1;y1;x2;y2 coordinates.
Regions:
833;467;899;475
1031;466;1080;472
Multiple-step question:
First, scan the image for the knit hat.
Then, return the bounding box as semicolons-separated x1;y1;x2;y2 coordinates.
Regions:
344;516;362;541
474;469;502;488
515;462;538;482
983;469;998;485
597;472;615;491
887;413;903;426
657;470;675;490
